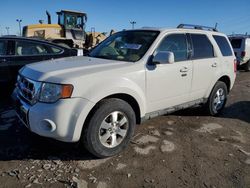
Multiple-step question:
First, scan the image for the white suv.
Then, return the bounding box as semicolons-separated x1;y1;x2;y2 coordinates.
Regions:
13;24;236;158
229;35;250;71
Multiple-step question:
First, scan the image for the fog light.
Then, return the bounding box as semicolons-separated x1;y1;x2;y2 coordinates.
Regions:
39;119;56;132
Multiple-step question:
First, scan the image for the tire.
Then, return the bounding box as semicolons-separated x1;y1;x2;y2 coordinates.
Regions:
244;61;250;72
205;81;228;116
82;98;136;158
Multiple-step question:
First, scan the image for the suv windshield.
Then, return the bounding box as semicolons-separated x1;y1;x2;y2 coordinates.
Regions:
230;39;242;49
89;30;159;62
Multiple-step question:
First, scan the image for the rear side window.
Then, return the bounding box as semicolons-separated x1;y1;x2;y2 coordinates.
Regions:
16;41;50;56
156;34;188;62
190;34;214;59
0;40;7;56
230;39;242;49
15;40;63;56
51;46;63;54
213;35;233;56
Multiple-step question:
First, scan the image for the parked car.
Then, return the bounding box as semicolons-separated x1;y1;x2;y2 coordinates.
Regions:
0;36;77;87
12;24;236;158
229;35;250;71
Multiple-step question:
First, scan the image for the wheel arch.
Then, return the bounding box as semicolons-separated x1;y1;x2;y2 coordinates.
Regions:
218;75;231;92
84;93;142;127
205;75;232;99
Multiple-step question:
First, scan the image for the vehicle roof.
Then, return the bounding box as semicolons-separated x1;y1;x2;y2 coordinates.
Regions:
128;27;225;35
0;36;71;49
58;10;87;15
228;35;250;39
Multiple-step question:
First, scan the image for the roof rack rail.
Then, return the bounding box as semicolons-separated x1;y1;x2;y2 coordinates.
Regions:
177;24;218;32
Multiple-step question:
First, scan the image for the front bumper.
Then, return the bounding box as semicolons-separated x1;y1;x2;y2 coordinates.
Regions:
12;88;95;142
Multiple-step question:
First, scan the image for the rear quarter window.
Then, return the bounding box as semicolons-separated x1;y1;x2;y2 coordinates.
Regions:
230;39;242;49
190;34;214;59
213;35;233;56
50;46;63;54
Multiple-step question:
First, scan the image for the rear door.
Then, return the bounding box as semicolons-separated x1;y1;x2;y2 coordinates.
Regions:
189;33;218;100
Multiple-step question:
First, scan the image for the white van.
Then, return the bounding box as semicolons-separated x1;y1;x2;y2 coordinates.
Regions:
229;35;250;71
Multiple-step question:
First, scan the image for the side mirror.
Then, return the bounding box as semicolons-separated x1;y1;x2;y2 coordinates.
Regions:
152;51;174;65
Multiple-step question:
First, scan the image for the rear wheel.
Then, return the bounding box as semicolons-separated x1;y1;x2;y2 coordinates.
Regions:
205;81;228;116
82;98;136;158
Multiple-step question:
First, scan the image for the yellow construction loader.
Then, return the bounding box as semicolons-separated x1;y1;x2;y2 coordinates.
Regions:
23;10;107;49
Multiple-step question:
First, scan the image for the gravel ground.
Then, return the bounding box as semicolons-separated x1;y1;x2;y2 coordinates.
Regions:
0;72;249;188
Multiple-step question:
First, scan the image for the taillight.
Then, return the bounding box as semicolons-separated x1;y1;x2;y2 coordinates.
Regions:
234;59;237;73
241;51;246;57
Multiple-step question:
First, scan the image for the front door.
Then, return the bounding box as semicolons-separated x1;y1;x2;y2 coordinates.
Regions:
146;33;192;113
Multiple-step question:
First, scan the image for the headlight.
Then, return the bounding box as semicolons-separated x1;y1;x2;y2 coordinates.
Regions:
39;83;73;103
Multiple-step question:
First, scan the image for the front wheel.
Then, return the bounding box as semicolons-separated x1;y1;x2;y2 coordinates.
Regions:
205;81;228;116
82;98;136;158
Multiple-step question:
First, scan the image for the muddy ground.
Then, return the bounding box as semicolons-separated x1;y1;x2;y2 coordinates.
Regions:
0;72;250;188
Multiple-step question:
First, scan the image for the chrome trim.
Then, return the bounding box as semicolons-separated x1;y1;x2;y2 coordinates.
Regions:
17;75;42;105
14;93;31;128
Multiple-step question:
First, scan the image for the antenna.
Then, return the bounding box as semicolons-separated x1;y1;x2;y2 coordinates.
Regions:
215;23;218;30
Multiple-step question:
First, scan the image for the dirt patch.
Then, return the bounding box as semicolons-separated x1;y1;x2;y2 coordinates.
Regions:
77;158;110;170
134;145;156;155
196;123;223;133
160;140;175;153
0;72;250;187
134;135;159;145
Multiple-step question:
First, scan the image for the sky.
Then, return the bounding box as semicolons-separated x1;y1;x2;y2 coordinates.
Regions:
0;0;250;36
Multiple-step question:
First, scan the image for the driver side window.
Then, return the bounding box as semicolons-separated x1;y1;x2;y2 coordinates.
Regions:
156;34;188;62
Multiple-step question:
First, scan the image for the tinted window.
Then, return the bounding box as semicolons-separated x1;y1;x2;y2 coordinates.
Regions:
230;39;242;49
51;46;63;54
213;35;233;56
156;34;188;62
0;40;7;56
191;34;214;59
15;41;62;56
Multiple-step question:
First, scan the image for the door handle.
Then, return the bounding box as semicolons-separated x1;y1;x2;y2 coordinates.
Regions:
212;62;217;67
180;67;188;73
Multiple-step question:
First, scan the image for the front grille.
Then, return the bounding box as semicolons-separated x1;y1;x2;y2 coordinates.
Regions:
17;75;41;105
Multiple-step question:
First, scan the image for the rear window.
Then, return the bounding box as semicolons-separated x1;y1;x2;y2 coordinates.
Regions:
213;35;233;56
190;34;214;59
230;39;242;49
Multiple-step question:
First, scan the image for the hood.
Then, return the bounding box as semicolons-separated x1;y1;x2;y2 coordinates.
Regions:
20;56;131;83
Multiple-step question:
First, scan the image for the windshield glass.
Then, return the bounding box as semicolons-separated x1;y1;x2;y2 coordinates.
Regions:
89;30;159;62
